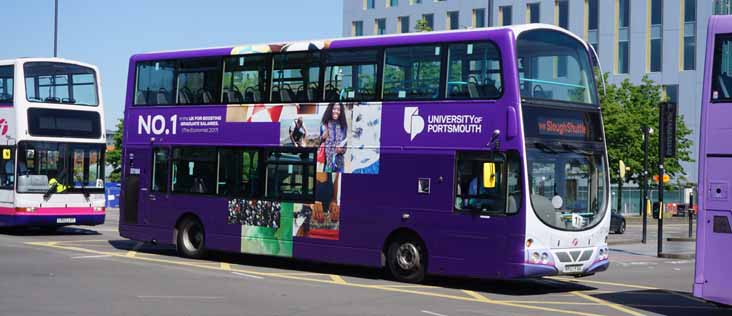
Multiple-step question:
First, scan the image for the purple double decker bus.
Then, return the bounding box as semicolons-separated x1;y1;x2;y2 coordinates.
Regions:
120;24;610;282
695;15;732;305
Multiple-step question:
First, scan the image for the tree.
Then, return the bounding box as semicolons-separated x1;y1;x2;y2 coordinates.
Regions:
598;72;694;186
106;118;124;182
415;18;432;32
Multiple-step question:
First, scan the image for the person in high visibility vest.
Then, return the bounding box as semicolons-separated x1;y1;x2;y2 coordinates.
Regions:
47;170;67;193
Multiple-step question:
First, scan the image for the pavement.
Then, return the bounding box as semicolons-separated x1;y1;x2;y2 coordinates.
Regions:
0;209;729;316
608;216;696;259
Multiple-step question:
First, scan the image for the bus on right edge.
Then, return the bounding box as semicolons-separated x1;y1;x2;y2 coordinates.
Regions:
695;15;732;306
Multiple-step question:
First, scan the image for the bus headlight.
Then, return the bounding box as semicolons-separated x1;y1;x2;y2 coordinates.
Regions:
541;252;550;264
531;252;541;263
93;207;105;212
15;207;36;213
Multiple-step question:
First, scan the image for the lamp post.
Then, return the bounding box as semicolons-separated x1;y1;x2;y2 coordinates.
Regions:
641;126;653;244
54;0;58;57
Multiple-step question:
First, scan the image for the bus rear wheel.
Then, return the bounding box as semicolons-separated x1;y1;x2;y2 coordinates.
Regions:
386;236;426;283
177;217;207;259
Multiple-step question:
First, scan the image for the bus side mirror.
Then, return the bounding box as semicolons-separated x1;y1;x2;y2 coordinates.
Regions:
483;162;496;189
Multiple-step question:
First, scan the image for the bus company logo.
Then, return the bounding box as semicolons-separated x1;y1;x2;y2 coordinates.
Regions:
403;106;483;141
571;238;579;247
403;107;425;140
0;118;8;136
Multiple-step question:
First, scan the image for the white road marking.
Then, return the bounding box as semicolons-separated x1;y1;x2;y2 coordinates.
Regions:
232;271;264;280
421;310;448;316
71;254;113;259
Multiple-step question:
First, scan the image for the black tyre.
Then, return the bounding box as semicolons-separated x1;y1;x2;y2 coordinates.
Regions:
176;217;207;259
616;220;626;234
386;236;427;283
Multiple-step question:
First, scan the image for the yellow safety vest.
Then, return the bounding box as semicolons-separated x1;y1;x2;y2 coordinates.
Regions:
48;178;67;193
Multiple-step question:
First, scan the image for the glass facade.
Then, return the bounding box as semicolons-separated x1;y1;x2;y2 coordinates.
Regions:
683;0;696;71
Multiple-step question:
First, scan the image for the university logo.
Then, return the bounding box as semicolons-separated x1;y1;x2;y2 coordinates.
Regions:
0;118;8;136
403;107;424;141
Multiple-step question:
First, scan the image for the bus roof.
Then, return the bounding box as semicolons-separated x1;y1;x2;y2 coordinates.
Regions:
130;23;588;61
0;57;99;71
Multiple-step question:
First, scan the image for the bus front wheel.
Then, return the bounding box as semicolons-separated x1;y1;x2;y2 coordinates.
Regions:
386;236;426;283
176;217;207;259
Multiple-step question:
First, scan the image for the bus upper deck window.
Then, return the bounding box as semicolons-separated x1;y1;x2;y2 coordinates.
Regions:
446;42;502;100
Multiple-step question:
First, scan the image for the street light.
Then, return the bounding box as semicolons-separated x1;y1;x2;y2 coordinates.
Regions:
641;126;653;243
54;0;58;57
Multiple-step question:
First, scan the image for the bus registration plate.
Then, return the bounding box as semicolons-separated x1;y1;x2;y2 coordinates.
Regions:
564;264;583;273
56;218;76;224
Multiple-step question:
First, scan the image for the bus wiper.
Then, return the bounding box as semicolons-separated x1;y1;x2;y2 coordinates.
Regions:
74;177;90;198
561;143;592;155
534;142;559;154
44;183;57;199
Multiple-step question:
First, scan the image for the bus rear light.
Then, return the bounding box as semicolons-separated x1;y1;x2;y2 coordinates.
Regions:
15;207;36;213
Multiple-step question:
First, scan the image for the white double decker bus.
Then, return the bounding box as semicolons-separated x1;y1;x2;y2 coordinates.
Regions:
0;58;106;229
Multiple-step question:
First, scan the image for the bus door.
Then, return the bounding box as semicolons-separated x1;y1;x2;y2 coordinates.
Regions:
122;146;155;225
141;147;172;227
0;147;14;209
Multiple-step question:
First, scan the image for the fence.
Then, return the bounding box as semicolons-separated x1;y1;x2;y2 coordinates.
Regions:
610;186;690;216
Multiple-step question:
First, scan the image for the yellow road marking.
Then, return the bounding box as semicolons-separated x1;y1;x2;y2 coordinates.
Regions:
372;284;437;289
125;242;143;258
462;290;492;302
268;272;327;276
25;241;609;316
500;301;600;306
549;277;657;290
220;262;231;271
330;275;347;284
572;291;646;316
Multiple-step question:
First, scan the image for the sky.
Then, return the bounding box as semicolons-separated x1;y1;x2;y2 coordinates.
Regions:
1;0;343;129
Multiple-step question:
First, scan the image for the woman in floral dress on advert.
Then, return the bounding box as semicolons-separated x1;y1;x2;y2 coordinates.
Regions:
320;103;348;173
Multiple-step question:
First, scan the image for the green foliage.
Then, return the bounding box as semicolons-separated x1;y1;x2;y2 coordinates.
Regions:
106;118;124;182
598;72;694;186
415;18;432;32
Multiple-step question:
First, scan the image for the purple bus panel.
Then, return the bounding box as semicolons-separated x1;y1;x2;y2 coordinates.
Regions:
695;15;732;306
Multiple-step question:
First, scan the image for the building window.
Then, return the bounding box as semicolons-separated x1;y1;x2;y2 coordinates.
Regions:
556;0;569;29
364;0;375;9
447;11;460;30
682;0;696;70
649;0;663;72
375;18;386;35
473;8;485;28
387;0;398;8
527;3;540;23
352;21;363;36
410;0;422;4
398;16;410;33
555;1;570;77
715;0;732;14
423;14;434;30
499;6;512;26
587;0;599;52
616;0;630;74
662;85;678;103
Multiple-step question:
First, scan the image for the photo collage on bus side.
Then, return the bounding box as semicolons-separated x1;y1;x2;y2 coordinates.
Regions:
223;41;383;256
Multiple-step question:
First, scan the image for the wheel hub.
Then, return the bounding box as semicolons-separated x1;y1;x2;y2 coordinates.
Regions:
396;243;420;270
